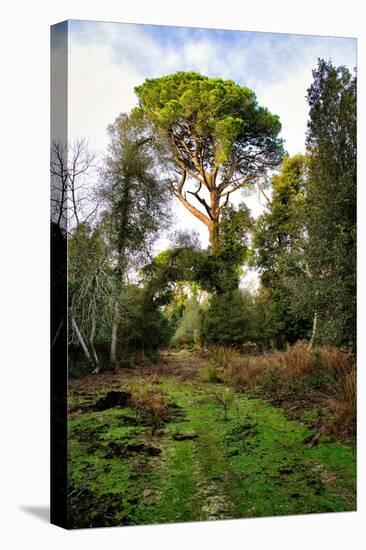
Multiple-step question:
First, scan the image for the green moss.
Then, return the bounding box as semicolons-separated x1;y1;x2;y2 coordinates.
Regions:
67;376;356;528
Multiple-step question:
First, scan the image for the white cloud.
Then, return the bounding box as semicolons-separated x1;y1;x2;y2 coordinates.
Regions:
68;42;142;152
257;37;356;155
182;40;217;72
258;69;310;156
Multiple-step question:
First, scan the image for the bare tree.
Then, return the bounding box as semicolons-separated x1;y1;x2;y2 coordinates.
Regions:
68;225;116;373
50;140;68;228
51;138;99;232
51;138;103;371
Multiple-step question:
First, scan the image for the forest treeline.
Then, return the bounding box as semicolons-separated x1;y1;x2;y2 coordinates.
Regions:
51;59;356;375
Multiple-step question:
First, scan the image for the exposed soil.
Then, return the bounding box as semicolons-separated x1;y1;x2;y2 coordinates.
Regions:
94;390;131;411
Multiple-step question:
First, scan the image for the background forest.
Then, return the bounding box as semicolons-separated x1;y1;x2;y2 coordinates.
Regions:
51;53;356;527
52;59;356;369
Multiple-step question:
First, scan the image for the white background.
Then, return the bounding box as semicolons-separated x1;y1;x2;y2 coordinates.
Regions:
1;1;365;548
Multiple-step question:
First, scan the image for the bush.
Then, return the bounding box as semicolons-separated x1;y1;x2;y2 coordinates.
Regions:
199;365;223;383
256;363;287;395
325;351;356;438
128;383;170;434
203;290;256;346
328;369;356;438
210;346;237;370
69;345;92;378
119;287;172;352
207;346;261;388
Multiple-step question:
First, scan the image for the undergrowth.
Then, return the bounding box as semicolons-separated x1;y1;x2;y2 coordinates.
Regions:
206;342;356;438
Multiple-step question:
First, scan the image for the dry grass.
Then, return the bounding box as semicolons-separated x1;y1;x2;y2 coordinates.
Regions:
199;365;224;383
208;342;356;438
225;354;262;387
128;382;170;434
327;367;356;438
210;347;237;371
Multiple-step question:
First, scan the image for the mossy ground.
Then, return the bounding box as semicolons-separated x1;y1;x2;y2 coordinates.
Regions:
67;351;356;528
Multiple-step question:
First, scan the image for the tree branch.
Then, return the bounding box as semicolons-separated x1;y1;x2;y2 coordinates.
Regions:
170;171;212;227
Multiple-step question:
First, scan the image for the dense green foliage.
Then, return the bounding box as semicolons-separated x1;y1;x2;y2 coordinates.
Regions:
252;155;312;346
252;60;356;350
143;202;252;301
101;112;171;276
68;61;356;371
116;286;172;356
199;204;252;293
66;60;357;529
134;72;283;250
134;71;283;167
304;60;356;349
203;290;256;346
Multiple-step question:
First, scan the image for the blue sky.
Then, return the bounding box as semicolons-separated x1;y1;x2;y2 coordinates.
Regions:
64;20;356;274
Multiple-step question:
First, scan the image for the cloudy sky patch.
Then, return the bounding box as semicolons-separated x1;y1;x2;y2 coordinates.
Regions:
65;20;356;262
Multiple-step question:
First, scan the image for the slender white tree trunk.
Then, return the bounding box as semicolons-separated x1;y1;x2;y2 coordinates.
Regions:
89;312;100;373
110;302;119;368
72;317;92;362
308;310;318;350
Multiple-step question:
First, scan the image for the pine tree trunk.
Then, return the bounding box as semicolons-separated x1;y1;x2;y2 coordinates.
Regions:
208;220;219;252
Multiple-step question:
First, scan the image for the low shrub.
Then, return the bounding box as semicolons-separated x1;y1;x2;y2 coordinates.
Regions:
213;387;236;421
228;355;262;387
207;342;356;438
256;363;287;396
210;346;237;370
128;383;170;434
327;368;356;438
199;365;223;383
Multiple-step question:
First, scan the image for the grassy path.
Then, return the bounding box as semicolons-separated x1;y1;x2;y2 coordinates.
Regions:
154;381;355;520
68;354;356;528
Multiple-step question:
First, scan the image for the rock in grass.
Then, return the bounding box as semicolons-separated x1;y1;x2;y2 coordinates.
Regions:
172;431;198;441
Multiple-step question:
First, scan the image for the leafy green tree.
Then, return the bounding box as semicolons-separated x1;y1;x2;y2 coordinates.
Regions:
141;245;202;307
252;154;312;346
142;202;252;306
304;59;356;349
203;289;256;346
192;203;253;293
101;112;171;365
134;72;284;250
253;61;356;351
250;287;286;349
117;286;172;358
